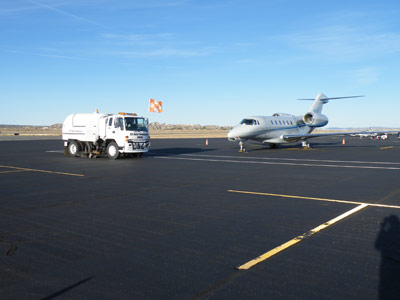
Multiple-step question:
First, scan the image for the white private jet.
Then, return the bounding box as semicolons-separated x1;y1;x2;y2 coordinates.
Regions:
227;93;394;151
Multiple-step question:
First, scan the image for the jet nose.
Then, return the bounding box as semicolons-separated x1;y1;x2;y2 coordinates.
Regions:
227;127;240;141
227;129;234;140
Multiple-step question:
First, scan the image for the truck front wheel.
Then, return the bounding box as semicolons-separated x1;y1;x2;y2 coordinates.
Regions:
67;141;80;157
106;142;120;159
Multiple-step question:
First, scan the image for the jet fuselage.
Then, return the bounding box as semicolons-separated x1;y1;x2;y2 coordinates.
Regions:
227;115;314;144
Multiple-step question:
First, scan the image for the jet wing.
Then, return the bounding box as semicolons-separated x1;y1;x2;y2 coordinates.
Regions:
282;131;399;142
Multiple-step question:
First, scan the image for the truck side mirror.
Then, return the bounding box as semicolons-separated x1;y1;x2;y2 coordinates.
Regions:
145;118;149;126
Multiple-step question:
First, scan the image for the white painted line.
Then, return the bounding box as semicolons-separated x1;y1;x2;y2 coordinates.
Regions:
45;150;64;153
237;204;368;270
182;153;400;165
229;190;400;209
154;156;400;170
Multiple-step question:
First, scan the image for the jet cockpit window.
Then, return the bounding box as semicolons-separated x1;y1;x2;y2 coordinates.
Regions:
241;119;257;125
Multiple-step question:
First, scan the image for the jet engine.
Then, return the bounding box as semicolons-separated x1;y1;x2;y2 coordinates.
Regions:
303;112;329;127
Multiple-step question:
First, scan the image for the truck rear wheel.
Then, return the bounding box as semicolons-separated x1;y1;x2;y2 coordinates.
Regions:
106;142;120;159
67;141;80;157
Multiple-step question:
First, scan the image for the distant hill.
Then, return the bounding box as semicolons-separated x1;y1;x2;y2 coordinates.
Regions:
318;127;400;131
0;124;62;129
149;122;232;130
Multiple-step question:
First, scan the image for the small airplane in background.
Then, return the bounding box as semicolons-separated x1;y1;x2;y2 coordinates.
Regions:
350;128;378;139
227;93;397;151
350;127;390;140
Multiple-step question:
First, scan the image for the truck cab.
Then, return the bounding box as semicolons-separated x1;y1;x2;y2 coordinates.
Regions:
104;113;150;158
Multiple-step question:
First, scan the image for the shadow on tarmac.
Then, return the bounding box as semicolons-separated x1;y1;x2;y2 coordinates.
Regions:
247;142;376;152
375;215;400;300
248;141;339;151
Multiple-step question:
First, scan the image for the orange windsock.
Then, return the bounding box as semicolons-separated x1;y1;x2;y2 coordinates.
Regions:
149;98;163;113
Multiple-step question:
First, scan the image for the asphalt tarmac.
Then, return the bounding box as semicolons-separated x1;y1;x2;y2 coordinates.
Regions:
1;136;400;299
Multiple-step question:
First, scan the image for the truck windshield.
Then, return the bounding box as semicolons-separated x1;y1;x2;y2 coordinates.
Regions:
125;117;148;131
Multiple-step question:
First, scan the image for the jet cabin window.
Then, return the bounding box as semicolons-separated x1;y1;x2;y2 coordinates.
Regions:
241;119;259;126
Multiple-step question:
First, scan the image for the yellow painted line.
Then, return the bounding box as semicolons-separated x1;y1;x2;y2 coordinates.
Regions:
0;165;84;177
231;189;400;269
380;146;394;150
237;204;368;270
228;190;400;209
0;170;30;174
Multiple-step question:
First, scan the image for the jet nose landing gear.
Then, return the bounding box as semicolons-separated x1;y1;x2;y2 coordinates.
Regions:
302;140;311;149
239;140;247;153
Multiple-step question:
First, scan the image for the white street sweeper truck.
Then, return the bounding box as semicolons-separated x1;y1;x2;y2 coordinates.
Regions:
62;111;150;159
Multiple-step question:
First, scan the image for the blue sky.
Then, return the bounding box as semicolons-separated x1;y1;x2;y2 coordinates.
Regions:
1;0;400;127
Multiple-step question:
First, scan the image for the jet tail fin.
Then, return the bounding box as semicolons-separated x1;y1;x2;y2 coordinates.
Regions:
298;93;364;114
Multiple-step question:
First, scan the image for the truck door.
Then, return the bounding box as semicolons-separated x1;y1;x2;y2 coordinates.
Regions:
106;117;124;145
106;117;114;138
